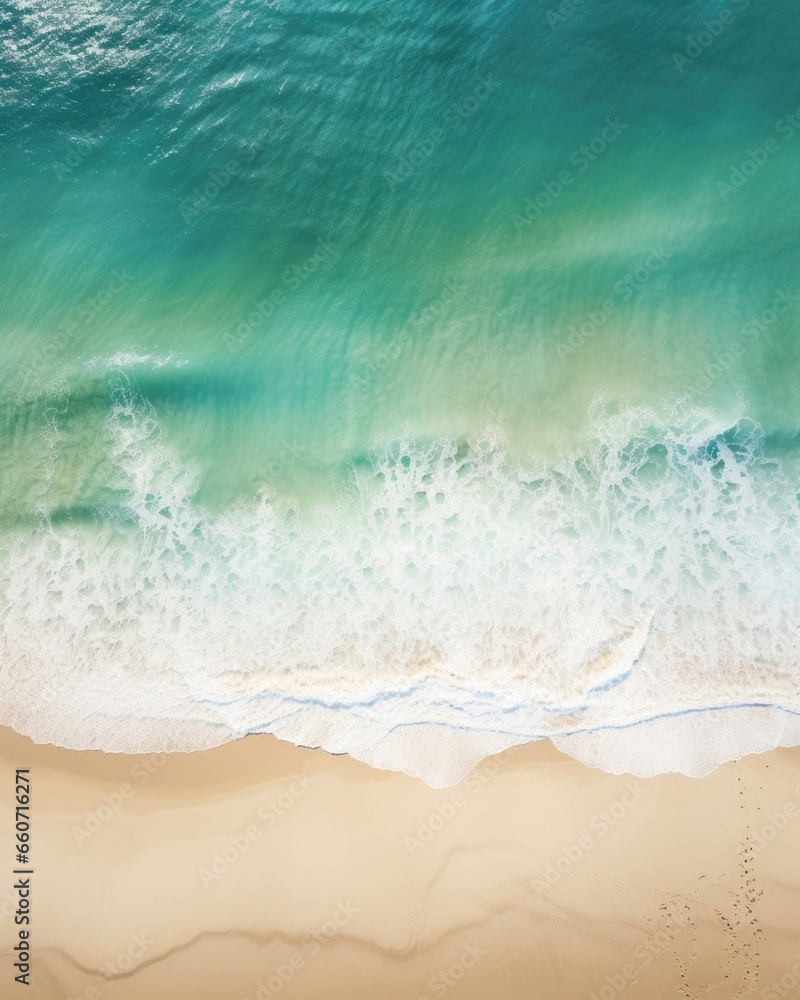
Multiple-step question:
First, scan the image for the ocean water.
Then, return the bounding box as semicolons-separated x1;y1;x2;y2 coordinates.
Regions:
1;0;799;784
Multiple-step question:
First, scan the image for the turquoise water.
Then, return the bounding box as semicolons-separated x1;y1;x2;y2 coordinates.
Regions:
1;0;799;781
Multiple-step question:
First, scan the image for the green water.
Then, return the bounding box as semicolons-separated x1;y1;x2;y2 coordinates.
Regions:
2;0;799;516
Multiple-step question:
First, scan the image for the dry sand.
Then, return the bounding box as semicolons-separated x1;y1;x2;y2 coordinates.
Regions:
1;724;799;999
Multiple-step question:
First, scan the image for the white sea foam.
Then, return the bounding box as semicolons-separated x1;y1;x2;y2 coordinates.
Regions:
1;382;799;785
85;351;190;370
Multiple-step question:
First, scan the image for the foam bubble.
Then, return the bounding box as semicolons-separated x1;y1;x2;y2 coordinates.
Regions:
1;382;798;785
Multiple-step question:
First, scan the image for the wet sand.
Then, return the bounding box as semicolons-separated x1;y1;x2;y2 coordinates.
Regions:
1;725;799;999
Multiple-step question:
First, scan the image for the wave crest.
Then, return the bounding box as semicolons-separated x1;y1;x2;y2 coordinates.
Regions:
2;383;798;784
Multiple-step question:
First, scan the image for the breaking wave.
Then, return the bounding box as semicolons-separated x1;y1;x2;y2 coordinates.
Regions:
2;378;799;785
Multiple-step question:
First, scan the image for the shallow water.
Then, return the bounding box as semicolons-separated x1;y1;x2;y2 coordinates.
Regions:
1;0;799;781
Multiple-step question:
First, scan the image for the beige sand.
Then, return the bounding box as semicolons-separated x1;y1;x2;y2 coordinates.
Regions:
1;725;799;1000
